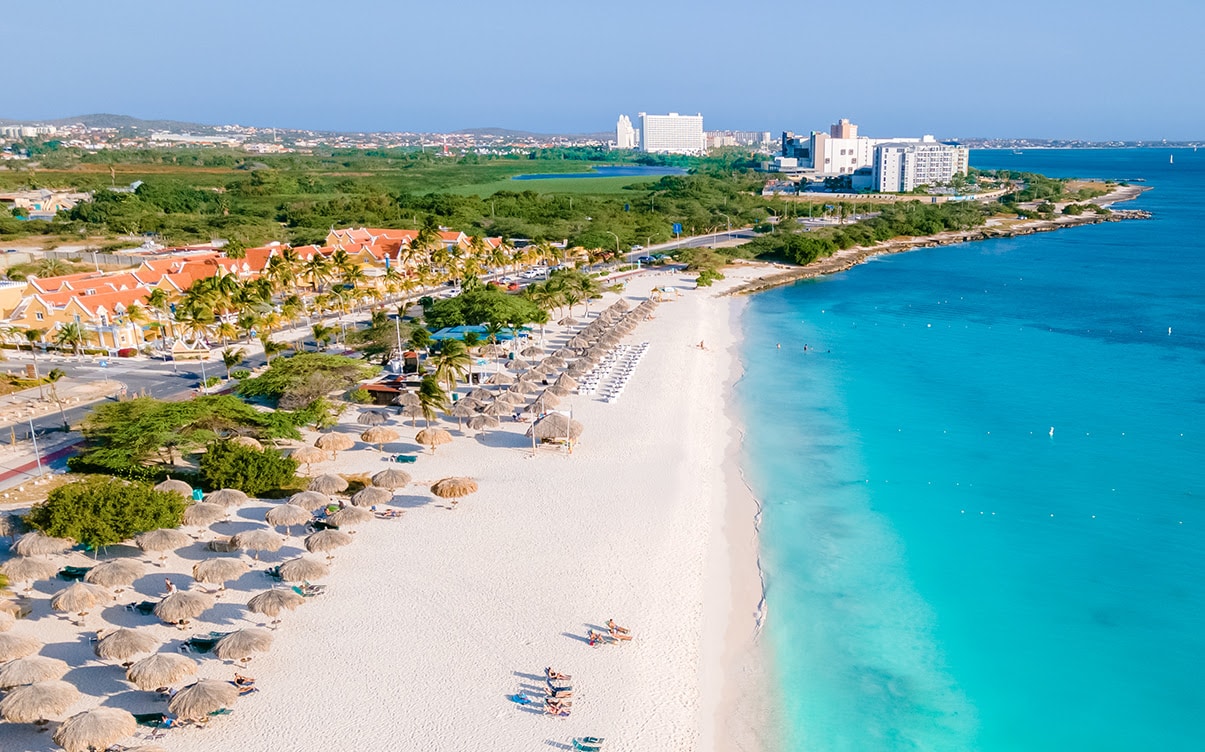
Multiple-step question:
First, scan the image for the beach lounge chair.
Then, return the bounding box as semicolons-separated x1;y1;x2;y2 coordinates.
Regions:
310;519;339;531
134;712;168;728
573;738;605;752
392;454;417;463
264;566;282;581
292;584;324;598
58;565;91;581
179;633;227;653
127;601;157;616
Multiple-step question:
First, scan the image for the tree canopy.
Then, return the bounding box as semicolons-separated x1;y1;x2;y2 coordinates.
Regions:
25;477;187;549
198;440;299;495
236;352;378;409
422;285;544;330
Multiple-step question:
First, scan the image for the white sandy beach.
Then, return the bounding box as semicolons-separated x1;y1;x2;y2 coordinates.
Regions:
2;263;775;752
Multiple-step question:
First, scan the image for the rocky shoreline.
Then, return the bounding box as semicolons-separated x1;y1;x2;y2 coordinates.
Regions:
725;186;1152;297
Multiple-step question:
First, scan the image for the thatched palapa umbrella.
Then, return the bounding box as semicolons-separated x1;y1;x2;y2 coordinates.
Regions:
214;627;273;662
247;588;304;624
169;680;238;721
371;468;411;489
430;477;478;500
277;557;329;583
467;415;500;432
292;445;328;473
357;409;389;426
136;528;192;565
0;610;14;632
304;529;352;559
0;632;41;662
558;317;579;326
481;400;514;418
85;559;144;590
206;489;250;508
467;388;494;402
329;506;373;527
126;652;197;691
315;433;355;458
483;372;513;385
229;435;263;450
11;531;73;557
1;556;58;589
399;402;424;427
50;582;106;617
308;474;349;495
192;558;249;592
394;391;420;408
350;486;392;508
446;400;478;429
415;428;452;453
53;707;137;752
528;412;585;444
496;391;526;406
265;504;313;533
553;373;578;390
361;426;400;450
154;479;193;499
182;502;225;527
153;591;213;626
0;679;80;723
94;628;157;664
288;490;330;509
229;530;285;560
0;655;68;688
507;357;530;371
208;537;237;553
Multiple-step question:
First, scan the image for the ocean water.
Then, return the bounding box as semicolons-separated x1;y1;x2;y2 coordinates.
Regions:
738;149;1205;751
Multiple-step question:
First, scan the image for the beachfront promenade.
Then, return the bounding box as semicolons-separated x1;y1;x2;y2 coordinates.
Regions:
0;263;777;752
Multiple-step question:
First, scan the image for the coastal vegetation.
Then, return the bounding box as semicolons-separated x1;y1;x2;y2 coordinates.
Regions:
197;440;299;495
235;353;379;409
24;476;188;548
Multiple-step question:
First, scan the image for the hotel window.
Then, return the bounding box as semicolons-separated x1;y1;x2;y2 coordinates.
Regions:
35;312;44;320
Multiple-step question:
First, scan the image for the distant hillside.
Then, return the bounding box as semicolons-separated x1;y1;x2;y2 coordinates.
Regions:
0;113;212;131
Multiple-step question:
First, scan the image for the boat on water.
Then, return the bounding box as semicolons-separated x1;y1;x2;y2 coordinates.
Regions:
1169;154;1174;164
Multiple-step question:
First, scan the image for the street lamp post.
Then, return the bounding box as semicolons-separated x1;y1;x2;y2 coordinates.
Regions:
27;416;43;477
606;232;620;262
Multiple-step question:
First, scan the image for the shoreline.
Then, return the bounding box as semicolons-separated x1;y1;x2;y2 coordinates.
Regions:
725;185;1151;297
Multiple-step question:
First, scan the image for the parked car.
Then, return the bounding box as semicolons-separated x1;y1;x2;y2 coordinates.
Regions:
631;244;644;251
636;256;656;264
507;282;520;291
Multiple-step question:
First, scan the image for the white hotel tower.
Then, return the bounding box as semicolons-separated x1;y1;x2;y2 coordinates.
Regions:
637;112;705;155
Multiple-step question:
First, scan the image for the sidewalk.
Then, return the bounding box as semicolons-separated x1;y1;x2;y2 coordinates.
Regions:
0;377;124;429
0;430;79;496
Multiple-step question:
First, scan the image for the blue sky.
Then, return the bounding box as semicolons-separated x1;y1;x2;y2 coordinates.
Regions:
6;0;1203;139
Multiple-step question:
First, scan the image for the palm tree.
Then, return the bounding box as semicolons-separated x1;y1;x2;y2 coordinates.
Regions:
311;323;333;352
23;328;45;398
305;254;333;293
215;321;239;344
146;288;173;346
221;347;246;378
55;322;88;358
417;375;448;428
35;258;71;277
260;334;288;364
44;368;70;430
432;339;470;395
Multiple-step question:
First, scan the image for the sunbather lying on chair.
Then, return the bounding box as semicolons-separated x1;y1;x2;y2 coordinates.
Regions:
544;686;573;699
606;619;630;635
545;667;572;682
544;698;572;716
608;627;632;642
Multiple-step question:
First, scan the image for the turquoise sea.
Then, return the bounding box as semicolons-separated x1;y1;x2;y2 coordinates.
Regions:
738;149;1205;751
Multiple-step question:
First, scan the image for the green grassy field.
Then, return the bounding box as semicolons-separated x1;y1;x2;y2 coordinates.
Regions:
446;174;662;197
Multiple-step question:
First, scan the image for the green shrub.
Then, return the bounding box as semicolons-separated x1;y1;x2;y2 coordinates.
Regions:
203;376;222;388
347;387;372;404
24;477;187;548
695;269;726;287
198;440;299;496
230;369;251;380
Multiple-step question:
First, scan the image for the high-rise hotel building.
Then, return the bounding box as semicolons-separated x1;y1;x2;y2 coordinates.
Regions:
637;112;706;155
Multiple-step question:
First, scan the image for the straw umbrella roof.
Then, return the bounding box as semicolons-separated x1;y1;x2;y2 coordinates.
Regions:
287;490;330;508
308;474;349;495
399;403;424;423
208;537;237;553
278;557;330;582
552;347;576;359
0;610;14;632
153;591;213;625
415;428;453;451
553;373;578;389
94;628;157;663
430;477;478;499
0;632;41;662
545;384;570;397
510;379;538;394
315;433;356;453
182;502;225;527
558;316;580;326
85;559;144;588
53;707;137;752
329;506;373;527
356;410;390;426
50;582;106;615
135;528;191;553
506;357;530;371
483;372;513;385
247;588;304;619
125;652;197;691
0;655;68;688
11;531;73;557
0;679;80;723
304;529;352;555
265;504;313;528
447;401;479;419
467;415;500;432
529;390;561;409
527;412;585;441
467;388;494;402
361;426;400;448
192;557;249;586
394;391;420;407
154;479;193;499
230;530;285;556
169;680;239;721
1;555;58;584
206;489;250;508
291;446;328;468
480;400;513;417
520;346;544;357
496;391;526;405
214;628;273;661
371;468;411;489
350;486;392;508
228;435;263;450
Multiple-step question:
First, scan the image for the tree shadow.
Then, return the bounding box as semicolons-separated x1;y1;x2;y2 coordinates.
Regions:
389;494;431;510
560;631;591;645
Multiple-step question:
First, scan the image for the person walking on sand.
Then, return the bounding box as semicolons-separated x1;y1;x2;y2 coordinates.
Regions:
164;578;178;594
